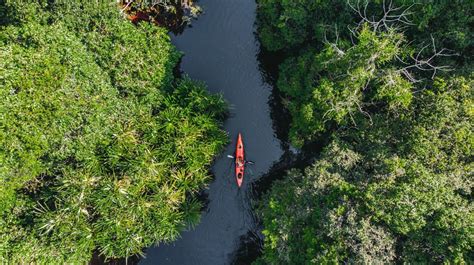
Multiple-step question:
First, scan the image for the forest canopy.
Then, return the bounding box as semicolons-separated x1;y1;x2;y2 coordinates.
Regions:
256;0;473;263
0;1;226;263
258;76;473;263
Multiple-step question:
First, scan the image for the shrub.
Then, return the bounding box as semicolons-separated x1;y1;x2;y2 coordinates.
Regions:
0;1;227;263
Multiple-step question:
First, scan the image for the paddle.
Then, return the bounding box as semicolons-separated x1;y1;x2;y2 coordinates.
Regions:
227;154;255;166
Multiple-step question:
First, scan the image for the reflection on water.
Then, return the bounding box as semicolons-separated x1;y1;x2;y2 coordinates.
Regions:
140;0;299;264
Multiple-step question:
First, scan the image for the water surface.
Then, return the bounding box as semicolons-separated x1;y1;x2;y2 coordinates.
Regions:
141;0;285;264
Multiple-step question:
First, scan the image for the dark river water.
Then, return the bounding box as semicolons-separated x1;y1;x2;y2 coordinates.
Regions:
140;0;292;264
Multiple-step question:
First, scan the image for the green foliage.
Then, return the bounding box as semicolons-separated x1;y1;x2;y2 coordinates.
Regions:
259;0;473;142
257;0;473;146
279;25;413;146
0;1;227;263
257;0;473;57
391;0;474;62
257;0;473;264
266;0;473;147
258;77;473;264
257;0;353;51
47;1;181;101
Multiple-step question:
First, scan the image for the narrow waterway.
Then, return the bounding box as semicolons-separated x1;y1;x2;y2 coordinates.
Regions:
140;0;287;264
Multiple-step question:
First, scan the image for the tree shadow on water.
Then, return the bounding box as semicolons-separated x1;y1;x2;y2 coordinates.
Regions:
229;44;334;263
257;46;292;151
229;150;299;265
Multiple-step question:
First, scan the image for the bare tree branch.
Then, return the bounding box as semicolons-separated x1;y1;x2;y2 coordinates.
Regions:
347;0;414;32
397;35;456;80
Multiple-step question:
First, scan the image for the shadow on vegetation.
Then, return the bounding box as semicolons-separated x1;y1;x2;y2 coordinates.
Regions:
91;251;140;265
229;45;334;264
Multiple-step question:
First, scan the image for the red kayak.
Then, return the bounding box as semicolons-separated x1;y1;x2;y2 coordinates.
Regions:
235;133;245;187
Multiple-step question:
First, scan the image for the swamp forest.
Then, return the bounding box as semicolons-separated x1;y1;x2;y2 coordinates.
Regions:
0;0;472;264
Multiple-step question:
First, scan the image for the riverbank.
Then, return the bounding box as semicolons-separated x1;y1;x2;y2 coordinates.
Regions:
140;0;288;263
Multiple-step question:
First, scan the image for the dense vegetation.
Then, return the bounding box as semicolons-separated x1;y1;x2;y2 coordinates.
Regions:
257;0;473;263
258;76;473;263
257;0;473;57
0;1;226;263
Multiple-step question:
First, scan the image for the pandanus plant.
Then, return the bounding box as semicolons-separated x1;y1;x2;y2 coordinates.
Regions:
0;1;227;263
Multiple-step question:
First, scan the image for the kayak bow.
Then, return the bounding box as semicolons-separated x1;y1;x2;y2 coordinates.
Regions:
235;133;245;187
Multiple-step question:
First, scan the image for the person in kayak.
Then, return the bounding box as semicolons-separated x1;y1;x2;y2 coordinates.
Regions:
236;157;244;167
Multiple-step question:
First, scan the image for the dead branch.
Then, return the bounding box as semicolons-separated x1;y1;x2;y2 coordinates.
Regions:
323;25;346;57
347;0;414;32
397;35;456;81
